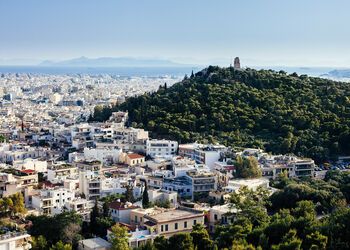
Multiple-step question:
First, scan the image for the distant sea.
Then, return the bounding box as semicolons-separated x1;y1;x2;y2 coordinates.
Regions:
0;66;200;77
255;66;343;78
0;65;348;79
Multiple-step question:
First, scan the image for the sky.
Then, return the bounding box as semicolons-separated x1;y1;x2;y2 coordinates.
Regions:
0;0;350;67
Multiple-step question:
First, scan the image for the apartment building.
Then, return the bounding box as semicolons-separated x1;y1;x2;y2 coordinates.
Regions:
187;170;217;198
179;143;226;170
79;169;101;200
84;146;123;165
12;158;47;172
163;176;192;198
47;164;78;184
146;139;178;159
109;201;139;223
14;170;38;189
74;160;102;172
0;232;32;250
65;198;94;220
260;155;315;179
0;173;18;197
143;207;204;237
292;159;315;178
32;187;75;215
146;175;164;189
148;189;177;207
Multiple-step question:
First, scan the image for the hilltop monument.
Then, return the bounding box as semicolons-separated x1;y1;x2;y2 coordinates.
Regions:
234;57;241;69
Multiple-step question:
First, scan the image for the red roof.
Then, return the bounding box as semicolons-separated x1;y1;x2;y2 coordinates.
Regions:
20;169;36;174
127;153;144;160
109;201;139;210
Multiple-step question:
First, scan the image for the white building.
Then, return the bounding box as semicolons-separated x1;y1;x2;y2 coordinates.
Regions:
84;147;123;165
0;173;19;197
223;178;269;193
65;197;94;220
47;164;78;184
0;232;32;250
12;158;47;172
179;143;226;170
209;204;238;232
172;156;196;177
32;187;75;215
148;189;178;208
260;155;315;179
146;139;178;159
79;169;101;200
109;201;139;224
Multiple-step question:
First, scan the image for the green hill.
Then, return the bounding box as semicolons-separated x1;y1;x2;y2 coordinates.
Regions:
92;66;350;162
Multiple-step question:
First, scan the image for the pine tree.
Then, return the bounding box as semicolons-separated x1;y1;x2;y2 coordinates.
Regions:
142;184;150;209
110;224;130;250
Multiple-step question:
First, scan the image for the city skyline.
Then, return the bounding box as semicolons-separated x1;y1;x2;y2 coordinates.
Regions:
1;0;350;67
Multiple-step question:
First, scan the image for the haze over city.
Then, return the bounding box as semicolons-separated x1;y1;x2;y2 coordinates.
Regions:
1;0;350;67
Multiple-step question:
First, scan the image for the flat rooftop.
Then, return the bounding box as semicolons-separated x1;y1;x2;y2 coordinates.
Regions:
147;208;203;223
79;237;111;248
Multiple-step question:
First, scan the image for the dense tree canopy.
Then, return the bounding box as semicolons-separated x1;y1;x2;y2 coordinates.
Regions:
92;66;350;162
234;155;262;179
110;224;130;250
0;192;26;216
26;212;82;246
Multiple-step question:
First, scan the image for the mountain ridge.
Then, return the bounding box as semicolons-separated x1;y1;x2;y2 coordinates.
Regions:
38;56;193;67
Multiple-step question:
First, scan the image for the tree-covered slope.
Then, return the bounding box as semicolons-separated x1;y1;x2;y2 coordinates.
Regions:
93;66;350;162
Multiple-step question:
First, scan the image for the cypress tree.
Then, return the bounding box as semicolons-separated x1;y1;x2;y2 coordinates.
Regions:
142;183;150;209
90;199;100;235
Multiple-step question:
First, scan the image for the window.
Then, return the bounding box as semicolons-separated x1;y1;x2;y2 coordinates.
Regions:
175;223;178;230
184;221;187;228
161;225;164;232
165;225;168;231
193;220;197;225
214;214;218;221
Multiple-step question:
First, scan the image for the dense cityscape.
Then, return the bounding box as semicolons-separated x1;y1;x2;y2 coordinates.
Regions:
0;63;349;250
1;1;350;250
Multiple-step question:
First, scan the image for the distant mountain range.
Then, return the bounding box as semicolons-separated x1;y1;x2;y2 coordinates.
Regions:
39;56;192;67
326;69;350;78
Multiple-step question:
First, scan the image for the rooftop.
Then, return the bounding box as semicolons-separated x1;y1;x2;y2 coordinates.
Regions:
78;237;111;249
145;208;203;223
109;201;139;210
127;153;145;159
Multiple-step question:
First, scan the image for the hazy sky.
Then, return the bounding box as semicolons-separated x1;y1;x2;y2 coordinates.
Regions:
1;0;350;66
